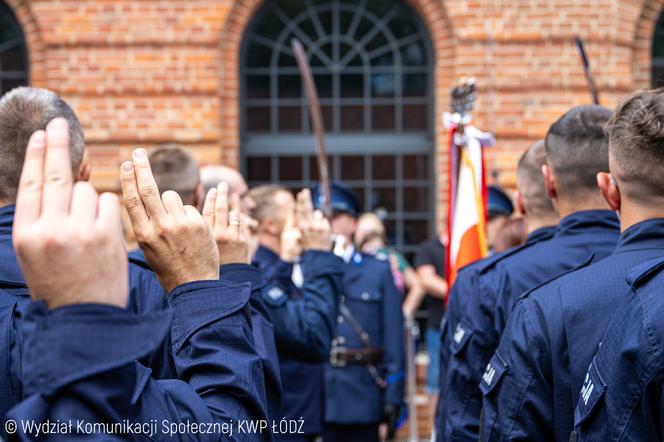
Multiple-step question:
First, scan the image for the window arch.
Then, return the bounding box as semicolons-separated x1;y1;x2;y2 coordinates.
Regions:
241;0;435;258
0;1;28;96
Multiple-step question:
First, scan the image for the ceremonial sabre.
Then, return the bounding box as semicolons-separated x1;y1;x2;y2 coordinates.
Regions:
574;36;600;105
291;38;333;218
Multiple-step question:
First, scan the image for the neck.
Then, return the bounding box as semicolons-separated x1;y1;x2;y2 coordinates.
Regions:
258;233;281;255
555;192;610;219
617;198;664;233
526;214;559;234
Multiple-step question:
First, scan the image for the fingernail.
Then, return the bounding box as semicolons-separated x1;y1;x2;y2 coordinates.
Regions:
121;161;133;173
134;148;146;158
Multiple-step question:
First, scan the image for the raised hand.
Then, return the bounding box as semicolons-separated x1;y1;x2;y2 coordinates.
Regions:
279;211;302;263
296;189;332;252
13;118;128;309
202;182;250;265
121;148;219;292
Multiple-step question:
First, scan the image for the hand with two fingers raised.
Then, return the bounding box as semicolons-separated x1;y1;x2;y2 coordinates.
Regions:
13;118;128;309
121;148;219;293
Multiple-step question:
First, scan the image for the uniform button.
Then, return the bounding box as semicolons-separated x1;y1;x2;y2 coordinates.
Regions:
337;337;345;345
338;316;344;324
361;292;370;300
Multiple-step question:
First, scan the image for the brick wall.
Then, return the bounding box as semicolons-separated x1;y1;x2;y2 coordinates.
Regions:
5;0;664;229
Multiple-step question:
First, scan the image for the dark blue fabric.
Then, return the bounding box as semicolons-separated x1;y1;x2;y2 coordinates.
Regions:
436;226;556;441
572;255;664;441
436;210;620;441
252;245;343;435
481;218;664;441
324;251;404;424
129;247;283;423
7;279;271;441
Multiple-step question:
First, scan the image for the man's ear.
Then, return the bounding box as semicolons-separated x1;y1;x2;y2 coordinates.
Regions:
515;190;527;216
597;172;621;212
76;162;91;182
542;164;557;201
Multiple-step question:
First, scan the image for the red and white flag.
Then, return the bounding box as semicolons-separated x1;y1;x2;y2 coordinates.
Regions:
445;123;493;287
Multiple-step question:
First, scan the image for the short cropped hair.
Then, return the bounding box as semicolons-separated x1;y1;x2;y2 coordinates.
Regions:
148;144;200;204
517;140;555;218
606;88;664;203
0;87;84;202
545;105;612;197
248;184;290;223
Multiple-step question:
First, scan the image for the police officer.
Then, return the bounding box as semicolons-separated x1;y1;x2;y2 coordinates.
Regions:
568;88;664;441
436;140;559;441
7;119;270;441
482;88;664;441
248;184;343;442
437;105;621;441
311;183;404;442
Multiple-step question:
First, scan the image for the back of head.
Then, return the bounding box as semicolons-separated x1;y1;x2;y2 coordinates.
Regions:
0;87;84;203
200;165;248;198
248;184;289;225
517;140;556;218
545;105;612;200
148;144;200;205
606;88;664;204
493;217;528;253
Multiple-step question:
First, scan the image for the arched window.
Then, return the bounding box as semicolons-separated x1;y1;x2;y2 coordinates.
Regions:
0;1;28;96
241;0;434;258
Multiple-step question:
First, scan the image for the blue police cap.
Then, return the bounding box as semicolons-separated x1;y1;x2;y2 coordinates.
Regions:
488;185;514;217
310;182;361;217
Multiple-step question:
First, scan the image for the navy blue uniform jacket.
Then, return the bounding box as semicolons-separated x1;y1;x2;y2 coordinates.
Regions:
572;255;664;441
481;218;664;441
436;226;556;441
252;245;343;436
324;249;404;424
0;204;272;440
436;210;619;441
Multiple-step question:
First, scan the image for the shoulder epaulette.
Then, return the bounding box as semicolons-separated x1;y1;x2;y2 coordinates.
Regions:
626;256;664;288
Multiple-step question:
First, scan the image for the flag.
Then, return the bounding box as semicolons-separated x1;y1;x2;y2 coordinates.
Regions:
445;123;492;288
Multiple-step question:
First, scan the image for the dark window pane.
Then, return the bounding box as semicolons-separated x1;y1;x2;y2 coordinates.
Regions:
1;46;25;71
390;10;420;40
372;155;395;179
403;73;427;97
340;74;363;97
384;219;397;243
247;156;272;181
372;105;396;129
246;41;272;67
403;154;429;179
279;156;303;181
340;105;364;130
340;155;365;180
401;41;426;65
403;187;429;211
278;106;301;131
253;11;283;40
320;105;334;130
403;220;429;245
365;0;395;18
371;52;394;67
654;66;664;87
279;75;301;98
247;75;270;99
371;73;395;97
403;104;428;130
278;51;297;67
1;78;26;95
315;74;333;98
365;32;389;52
246;106;271;132
371;187;396;211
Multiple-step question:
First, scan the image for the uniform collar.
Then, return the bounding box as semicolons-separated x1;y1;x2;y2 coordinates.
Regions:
554;210;619;239
614;218;664;253
0;204;15;234
525;225;556;244
252;244;281;267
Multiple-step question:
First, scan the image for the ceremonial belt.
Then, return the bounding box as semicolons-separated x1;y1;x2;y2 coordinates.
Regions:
330;347;384;365
332;302;387;388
